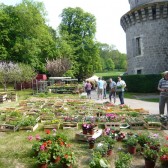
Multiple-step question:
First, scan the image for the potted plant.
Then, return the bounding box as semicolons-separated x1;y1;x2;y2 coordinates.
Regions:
49;143;63;163
159;145;168;167
61;150;76;168
137;133;150;147
88;137;96;149
102;136;116;156
115;152;132;168
125;136;138;154
94;143;108;157
37;151;49;168
142;146;158;168
89;151;109;168
88;123;96;135
82;123;88;134
32;141;42;156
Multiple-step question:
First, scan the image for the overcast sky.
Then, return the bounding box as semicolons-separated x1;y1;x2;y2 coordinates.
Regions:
0;0;130;53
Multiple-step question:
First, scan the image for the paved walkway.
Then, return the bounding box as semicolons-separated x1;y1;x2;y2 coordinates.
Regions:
90;90;167;115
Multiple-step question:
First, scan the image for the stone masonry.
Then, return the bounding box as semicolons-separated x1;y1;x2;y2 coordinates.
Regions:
121;0;168;74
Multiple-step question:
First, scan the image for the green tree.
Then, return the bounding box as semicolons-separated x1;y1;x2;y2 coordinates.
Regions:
0;0;56;72
106;58;115;71
59;7;101;80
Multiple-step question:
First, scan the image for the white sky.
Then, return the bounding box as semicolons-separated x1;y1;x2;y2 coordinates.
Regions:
0;0;130;53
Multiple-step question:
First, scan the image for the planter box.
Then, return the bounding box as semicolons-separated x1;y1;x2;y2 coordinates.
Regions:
105;122;121;130
145;122;162;130
44;123;60;130
75;129;103;141
63;122;78;129
0;124;19;132
19;123;38;131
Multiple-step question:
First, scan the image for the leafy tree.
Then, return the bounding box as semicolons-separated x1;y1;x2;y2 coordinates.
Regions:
0;0;56;72
106;58;115;71
59;7;101;80
98;43;127;71
15;63;36;90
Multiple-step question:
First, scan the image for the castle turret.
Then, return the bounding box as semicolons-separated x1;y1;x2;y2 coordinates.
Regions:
121;0;168;74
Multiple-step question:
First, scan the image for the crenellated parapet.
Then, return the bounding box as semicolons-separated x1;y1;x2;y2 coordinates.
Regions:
121;2;168;31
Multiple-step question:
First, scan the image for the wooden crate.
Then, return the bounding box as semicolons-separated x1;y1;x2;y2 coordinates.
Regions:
44;123;60;130
0;124;19;132
105;122;120;130
145;122;162;130
19;123;38;131
63;122;78;129
75;129;103;141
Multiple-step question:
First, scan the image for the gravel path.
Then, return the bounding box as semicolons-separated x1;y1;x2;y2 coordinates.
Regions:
90;90;167;115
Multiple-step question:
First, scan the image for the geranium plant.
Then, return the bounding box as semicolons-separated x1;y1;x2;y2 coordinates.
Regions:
37;151;49;164
142;146;158;162
159;145;168;164
61;150;76;167
125;136;138;147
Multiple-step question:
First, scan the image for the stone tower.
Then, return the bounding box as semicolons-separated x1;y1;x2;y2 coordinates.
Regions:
120;0;168;74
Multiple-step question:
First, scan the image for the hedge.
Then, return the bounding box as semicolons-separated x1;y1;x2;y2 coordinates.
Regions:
103;74;162;93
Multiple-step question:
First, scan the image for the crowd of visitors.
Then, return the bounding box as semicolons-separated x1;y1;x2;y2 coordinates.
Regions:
83;76;126;105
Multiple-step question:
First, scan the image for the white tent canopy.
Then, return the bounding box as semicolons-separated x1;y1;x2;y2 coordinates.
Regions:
86;75;99;82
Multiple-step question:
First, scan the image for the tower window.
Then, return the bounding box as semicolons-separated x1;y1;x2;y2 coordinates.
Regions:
137;69;142;74
135;37;141;56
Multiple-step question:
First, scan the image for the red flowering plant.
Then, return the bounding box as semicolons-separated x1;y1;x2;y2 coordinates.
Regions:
61;149;76;167
159;145;168;164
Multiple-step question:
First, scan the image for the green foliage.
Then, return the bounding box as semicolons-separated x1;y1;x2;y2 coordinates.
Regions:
89;152;109;168
142;146;158;161
0;1;56;72
37;152;49;164
59;7;101;80
125;136;138;147
115;152;132;168
102;74;162;93
98;43;127;71
137;133;150;147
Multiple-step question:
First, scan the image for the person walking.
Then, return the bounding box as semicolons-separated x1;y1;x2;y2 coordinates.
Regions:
103;79;107;99
97;77;104;100
109;78;117;103
85;81;92;99
116;76;126;105
158;71;168;115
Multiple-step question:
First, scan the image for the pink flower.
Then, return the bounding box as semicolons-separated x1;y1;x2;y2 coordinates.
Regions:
35;134;41;140
28;135;33;141
40;145;45;151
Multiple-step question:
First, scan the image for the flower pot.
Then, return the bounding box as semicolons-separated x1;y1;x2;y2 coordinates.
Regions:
107;149;112;156
89;143;95;149
38;163;48;168
82;129;87;134
88;129;94;135
145;159;156;168
128;146;136;154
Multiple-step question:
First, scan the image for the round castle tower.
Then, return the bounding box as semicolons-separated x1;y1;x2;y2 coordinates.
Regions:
121;0;168;74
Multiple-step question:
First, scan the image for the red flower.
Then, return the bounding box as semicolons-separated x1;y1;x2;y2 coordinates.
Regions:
166;136;168;140
160;155;168;161
64;154;68;159
45;129;50;134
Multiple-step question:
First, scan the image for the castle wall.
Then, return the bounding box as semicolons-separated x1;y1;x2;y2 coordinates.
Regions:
121;1;168;74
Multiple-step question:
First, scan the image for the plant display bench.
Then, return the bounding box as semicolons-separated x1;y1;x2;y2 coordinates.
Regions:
19;123;38;132
62;122;78;129
75;129;103;141
145;122;162;130
0;124;19;132
105;122;121;130
44;123;60;131
127;118;145;130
